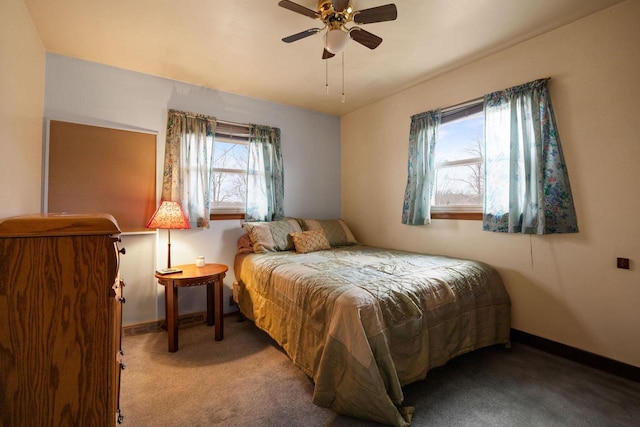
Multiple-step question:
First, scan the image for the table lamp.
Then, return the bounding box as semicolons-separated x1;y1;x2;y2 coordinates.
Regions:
146;200;191;274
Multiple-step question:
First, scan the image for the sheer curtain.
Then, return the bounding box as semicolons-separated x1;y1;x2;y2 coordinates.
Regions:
402;110;441;225
245;124;284;222
483;79;578;234
161;109;216;228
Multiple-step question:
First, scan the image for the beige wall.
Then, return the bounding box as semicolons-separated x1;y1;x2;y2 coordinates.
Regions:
0;0;45;217
341;1;640;367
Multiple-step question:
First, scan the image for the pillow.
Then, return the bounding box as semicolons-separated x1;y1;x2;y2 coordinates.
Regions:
290;230;331;254
242;218;302;253
298;219;357;247
236;233;254;254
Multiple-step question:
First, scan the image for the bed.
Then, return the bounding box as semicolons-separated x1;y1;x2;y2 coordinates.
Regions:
233;219;511;426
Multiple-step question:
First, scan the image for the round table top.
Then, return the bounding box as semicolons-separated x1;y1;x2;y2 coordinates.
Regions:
154;263;228;281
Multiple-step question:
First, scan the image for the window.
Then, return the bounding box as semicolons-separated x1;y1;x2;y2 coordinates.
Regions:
211;122;250;216
431;101;484;219
403;79;576;230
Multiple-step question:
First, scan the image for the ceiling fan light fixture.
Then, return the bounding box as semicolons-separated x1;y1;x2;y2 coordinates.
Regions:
325;28;349;54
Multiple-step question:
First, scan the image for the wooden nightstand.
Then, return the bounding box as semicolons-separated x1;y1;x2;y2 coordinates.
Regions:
155;263;228;352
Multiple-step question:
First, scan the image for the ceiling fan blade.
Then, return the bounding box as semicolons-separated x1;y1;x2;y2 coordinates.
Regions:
322;49;336;59
332;0;350;12
353;4;397;24
349;28;383;49
282;28;322;43
278;0;319;19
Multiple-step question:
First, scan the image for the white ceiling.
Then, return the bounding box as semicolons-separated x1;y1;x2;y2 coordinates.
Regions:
24;0;623;116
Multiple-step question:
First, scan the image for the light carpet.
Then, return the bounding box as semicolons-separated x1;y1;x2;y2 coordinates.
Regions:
120;319;640;426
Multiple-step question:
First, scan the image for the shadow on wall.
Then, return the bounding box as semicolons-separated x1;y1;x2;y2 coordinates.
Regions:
500;268;595;351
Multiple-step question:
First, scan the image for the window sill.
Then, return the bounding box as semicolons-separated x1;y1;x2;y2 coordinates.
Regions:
210;212;480;221
431;212;482;220
210;213;245;221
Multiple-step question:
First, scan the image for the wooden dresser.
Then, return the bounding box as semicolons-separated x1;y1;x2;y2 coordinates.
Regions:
0;214;125;426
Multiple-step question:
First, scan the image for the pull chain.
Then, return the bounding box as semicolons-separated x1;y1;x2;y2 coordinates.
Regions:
341;51;345;103
325;58;329;95
324;51;346;103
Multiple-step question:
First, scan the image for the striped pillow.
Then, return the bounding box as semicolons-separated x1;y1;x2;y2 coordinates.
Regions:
242;218;302;253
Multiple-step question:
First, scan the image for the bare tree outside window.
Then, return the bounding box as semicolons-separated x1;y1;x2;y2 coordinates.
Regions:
212;140;249;212
433;109;484;210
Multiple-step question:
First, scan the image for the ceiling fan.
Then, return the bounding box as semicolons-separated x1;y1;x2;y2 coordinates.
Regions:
278;0;398;59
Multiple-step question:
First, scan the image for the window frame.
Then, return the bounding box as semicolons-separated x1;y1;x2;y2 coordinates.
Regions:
210;122;250;220
431;100;484;221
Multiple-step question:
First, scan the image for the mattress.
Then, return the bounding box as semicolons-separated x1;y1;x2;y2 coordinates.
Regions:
234;244;511;426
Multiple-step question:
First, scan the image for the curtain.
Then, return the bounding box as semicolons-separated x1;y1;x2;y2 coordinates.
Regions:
402;110;441;225
245;124;284;222
161;109;216;228
483;79;578;234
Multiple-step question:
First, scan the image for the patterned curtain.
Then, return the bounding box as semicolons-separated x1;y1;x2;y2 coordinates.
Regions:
483;79;578;234
402;110;441;225
161;109;216;228
246;124;284;222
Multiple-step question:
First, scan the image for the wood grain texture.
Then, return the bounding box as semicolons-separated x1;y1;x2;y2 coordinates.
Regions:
0;215;121;426
0;213;120;237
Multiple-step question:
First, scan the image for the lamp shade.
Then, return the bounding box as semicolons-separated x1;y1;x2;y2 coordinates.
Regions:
146;201;191;230
325;29;349;54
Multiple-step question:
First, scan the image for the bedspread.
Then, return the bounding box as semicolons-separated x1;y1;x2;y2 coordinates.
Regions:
235;245;511;426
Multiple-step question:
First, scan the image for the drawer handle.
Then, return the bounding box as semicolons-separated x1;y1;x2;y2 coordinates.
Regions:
120;363;126;370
